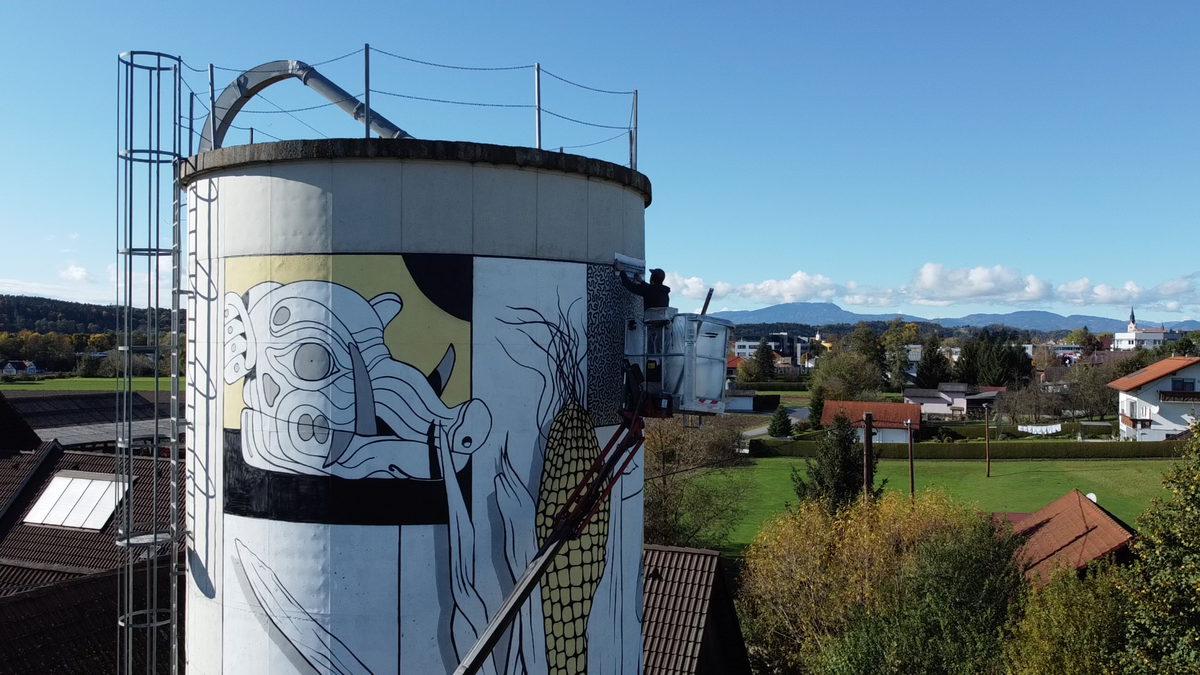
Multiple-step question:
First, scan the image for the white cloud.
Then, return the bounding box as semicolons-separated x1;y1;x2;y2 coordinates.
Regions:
1057;274;1199;312
0;278;114;304
58;261;92;283
905;263;1052;304
68;233;79;240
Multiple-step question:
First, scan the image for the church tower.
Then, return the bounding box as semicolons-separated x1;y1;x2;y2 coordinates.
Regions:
1128;307;1137;333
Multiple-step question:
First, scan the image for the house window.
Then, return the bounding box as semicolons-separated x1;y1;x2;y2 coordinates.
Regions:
1172;378;1196;392
23;472;129;530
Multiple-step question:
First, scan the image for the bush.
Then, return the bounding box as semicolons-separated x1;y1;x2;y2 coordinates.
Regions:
738;492;1021;675
811;513;1025;675
1003;562;1126;675
748;438;1186;460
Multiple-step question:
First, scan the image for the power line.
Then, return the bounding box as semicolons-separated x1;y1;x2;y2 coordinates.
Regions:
556;130;628;151
256;94;328;139
182;47;363;75
239;94;362;114
370;47;533;72
370;88;533;109
542;109;630;130
540;68;635;96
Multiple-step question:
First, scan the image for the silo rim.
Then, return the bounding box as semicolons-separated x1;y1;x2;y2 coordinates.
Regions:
180;138;652;206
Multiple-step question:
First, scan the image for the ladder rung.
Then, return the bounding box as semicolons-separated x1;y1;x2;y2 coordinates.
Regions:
119;247;173;257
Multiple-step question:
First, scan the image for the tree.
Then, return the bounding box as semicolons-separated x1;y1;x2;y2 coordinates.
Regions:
810;351;884;401
792;411;883;511
1119;434;1200;674
752;337;777;381
1064;326;1091;346
768;404;793;438
809;385;826;429
735;358;763;386
915;333;951;389
1169;336;1196;357
882;319;920;390
1067;363;1118;420
1003;563;1126;675
850;323;884;373
643;417;749;550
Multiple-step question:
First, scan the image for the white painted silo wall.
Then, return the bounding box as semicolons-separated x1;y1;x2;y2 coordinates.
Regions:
185;143;648;675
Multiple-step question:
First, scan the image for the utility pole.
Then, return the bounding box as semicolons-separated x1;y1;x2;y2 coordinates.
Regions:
905;418;914;501
863;412;874;502
984;404;991;478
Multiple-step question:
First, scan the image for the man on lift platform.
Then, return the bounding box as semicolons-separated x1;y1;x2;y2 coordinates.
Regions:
616;263;671;310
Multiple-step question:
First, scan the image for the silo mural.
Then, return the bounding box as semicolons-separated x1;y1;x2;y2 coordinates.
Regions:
184;141;649;675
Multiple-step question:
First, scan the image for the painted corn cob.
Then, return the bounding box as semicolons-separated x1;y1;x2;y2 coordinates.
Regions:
536;402;609;675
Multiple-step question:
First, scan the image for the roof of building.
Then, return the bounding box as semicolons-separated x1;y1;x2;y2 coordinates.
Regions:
902;388;942;399
0;560;176;674
821;401;922;430
642;545;750;675
937;382;969;393
0;394;42;455
979;386;1008;393
1107;356;1200;392
726;356;744;369
0;447;182;596
1012;489;1135;585
2;391;176;449
965;390;1002;402
0;442;56;526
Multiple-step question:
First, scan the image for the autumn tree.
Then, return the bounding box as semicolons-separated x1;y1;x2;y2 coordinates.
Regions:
881;319;920;390
791;411;883;511
642;417;749;550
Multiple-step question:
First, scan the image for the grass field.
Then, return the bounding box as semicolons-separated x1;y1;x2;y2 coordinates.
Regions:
726;457;1173;553
0;377;178;392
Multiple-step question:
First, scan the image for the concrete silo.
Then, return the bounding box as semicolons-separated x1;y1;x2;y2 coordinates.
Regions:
182;140;651;675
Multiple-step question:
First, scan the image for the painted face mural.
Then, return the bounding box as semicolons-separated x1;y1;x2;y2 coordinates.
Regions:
203;258;643;675
223;281;491;479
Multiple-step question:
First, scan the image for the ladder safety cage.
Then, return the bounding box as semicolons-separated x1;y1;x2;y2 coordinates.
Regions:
116;50;184;675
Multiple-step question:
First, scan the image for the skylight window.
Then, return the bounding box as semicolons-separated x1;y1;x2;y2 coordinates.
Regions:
23;471;129;530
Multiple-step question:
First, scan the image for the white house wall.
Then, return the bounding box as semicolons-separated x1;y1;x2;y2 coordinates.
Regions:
1117;362;1200;441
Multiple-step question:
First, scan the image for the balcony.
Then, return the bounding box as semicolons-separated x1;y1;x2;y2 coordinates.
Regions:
1119;413;1152;429
1160;390;1200;403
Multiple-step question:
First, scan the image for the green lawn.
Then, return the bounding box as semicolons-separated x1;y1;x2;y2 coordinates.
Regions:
727;457;1173;553
0;377;180;392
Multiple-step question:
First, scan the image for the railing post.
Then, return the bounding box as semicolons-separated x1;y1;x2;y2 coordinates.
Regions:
364;44;371;139
534;62;542;149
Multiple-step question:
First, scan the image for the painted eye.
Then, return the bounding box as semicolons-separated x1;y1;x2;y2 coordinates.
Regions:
293;343;333;381
461;436;473;449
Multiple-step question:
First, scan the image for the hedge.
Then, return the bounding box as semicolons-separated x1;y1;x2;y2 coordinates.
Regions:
748;438;1186;460
738;382;810;392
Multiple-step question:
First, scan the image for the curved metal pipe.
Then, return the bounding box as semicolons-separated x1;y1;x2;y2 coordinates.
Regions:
198;60;412;152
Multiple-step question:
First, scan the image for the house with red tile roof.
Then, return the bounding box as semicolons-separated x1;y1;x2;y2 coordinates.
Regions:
1011;489;1135;585
1107;356;1200;441
820;401;921;443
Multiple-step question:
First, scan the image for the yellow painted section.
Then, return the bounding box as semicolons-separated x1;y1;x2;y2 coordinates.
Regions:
222;255;471;429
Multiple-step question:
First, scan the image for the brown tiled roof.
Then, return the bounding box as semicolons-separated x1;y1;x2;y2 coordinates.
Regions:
0;393;42;454
1108;356;1200;392
821;401;922;430
0;441;56;525
0;563;81;597
1012;490;1135;585
0;449;183;586
980;386;1007;393
0;560;178;674
643;545;719;675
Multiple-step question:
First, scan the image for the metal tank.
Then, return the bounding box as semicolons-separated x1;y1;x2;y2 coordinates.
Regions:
183;140;651;675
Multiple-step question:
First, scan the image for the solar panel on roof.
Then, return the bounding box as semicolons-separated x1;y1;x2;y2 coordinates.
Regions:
23;473;128;531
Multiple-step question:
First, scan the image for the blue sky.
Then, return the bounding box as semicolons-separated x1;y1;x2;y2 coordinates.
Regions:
1;2;1197;322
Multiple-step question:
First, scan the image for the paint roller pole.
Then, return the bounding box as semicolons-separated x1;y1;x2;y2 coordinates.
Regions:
364;44;371;139
534;62;542;149
905;418;914;501
700;288;714;316
863;412;874;502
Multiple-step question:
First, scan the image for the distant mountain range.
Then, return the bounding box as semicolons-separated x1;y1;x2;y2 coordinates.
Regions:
711;302;1200;333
